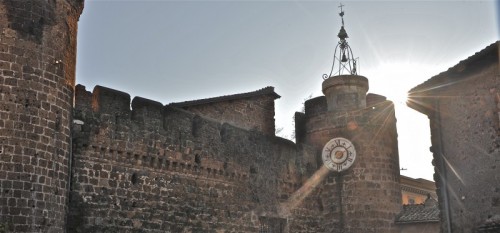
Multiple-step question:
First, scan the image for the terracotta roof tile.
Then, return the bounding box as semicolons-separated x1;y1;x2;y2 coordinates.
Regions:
396;198;440;224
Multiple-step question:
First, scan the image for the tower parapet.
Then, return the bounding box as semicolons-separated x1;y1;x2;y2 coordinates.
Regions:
322;74;368;112
0;1;84;232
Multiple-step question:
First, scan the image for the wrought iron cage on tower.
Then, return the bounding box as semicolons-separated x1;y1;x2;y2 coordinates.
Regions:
323;3;359;79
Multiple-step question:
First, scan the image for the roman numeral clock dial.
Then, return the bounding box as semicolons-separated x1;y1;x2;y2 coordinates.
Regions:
322;137;356;172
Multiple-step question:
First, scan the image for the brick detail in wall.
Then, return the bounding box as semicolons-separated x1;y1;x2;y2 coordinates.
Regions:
179;96;277;136
68;85;322;232
300;96;402;233
0;1;83;232
431;65;499;233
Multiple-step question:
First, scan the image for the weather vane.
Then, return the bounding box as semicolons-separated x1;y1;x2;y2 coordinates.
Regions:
322;3;359;79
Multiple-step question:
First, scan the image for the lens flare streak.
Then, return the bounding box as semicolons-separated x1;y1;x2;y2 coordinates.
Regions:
279;165;331;216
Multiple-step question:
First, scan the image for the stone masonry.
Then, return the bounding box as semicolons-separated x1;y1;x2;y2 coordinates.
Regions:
171;87;280;136
0;1;83;232
408;41;500;233
295;74;402;233
68;85;321;232
0;1;470;232
66;75;402;232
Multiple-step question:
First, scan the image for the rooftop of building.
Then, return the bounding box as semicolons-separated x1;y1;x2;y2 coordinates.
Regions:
400;175;436;191
396;196;440;224
409;40;498;94
170;86;281;108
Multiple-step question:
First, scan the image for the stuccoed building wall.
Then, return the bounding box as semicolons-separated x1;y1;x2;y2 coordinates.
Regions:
408;41;500;233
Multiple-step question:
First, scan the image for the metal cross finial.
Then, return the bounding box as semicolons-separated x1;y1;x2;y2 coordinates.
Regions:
338;3;345;26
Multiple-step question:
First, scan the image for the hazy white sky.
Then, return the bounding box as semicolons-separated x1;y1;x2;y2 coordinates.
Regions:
76;0;499;181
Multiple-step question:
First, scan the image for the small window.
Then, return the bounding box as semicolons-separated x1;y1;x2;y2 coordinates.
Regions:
131;173;138;185
408;197;415;204
259;216;286;233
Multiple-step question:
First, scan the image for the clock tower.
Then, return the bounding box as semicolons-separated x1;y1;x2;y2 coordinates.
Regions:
295;5;402;233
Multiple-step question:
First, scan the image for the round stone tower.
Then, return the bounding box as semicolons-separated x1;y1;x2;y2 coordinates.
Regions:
0;1;83;232
304;75;401;233
299;5;402;233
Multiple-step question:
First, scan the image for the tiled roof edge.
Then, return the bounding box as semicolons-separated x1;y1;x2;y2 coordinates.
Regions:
400;185;434;196
409;41;499;93
396;199;440;224
395;219;440;224
170;86;280;107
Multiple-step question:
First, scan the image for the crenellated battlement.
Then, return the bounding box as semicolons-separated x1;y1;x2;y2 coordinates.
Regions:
69;84;315;232
131;96;164;125
90;85;131;115
75;85;295;144
74;84;308;175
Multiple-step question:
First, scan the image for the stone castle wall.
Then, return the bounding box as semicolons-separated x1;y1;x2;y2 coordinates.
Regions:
0;1;83;232
173;91;278;136
68;85;323;232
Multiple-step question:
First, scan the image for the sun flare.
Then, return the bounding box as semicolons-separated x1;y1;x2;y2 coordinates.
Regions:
366;62;441;106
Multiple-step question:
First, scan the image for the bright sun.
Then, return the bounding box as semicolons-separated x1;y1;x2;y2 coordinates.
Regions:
365;62;440;106
363;61;441;180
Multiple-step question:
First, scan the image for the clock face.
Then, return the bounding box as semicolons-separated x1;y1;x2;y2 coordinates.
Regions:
322;137;356;172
